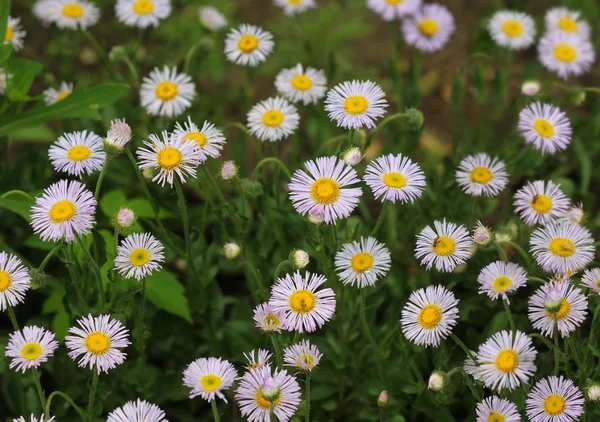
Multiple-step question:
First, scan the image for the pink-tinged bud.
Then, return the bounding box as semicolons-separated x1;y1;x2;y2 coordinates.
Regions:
308;208;325;225
105;118;132;151
343;147;362;166
377;390;388;407
521;81;540;96
220;160;238;181
544;285;563;314
472;221;492;246
115;207;136;230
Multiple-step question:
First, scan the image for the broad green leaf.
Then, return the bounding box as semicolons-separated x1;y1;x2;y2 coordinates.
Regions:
0;190;34;221
145;270;192;323
5;125;55;142
0;43;11;65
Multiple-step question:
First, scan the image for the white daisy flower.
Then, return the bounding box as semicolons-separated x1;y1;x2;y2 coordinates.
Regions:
517;102;572;155
273;0;316;16
400;284;459;347
5;326;58;373
464;353;483;381
198;6;227;31
476;330;537;392
54;0;100;30
476;396;521;422
247;97;300;142
401;3;455;53
477;260;528;302
0;252;31;311
48;130;105;177
526;376;584;422
283;339;322;371
538;31;595;80
107;398;168;422
140;66;195;117
364;153;426;204
182;357;237;402
235;365;302;422
513;180;570;226
65;314;130;373
115;0;171;29
114;233;165;281
324;80;388;130
244;349;272;371
12;415;55;422
253;302;288;333
32;0;63;26
366;0;422;21
105;118;132;150
30;179;96;243
173;117;226;161
334;236;391;288
581;268;600;294
43;81;73;105
0;68;12;94
275;64;327;106
415;219;474;272
224;24;274;67
455;153;509;197
289;156;362;225
528;281;588;338
137;131;203;187
545;7;591;40
529;222;594;273
488;10;536;50
269;271;336;334
5;16;26;51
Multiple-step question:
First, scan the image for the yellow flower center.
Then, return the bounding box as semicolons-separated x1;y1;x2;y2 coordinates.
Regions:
21;343;43;361
264;314;280;328
383;172;407;188
155;81;178;101
49;200;76;223
5;26;13;42
287;0;304;5
487;413;506;422
62;4;84;18
157;147;182;170
418;19;439;36
417;304;442;329
343;95;369;115
554;44;577;63
129;248;151;266
238;35;259;53
558;17;578;33
530;194;553;214
255;388;282;409
495;349;519;373
184;132;207;147
534;119;555;138
56;91;71;102
300;353;315;367
310;178;340;205
385;0;404;4
549;238;576;258
470;167;493;184
67;145;91;162
289;289;316;314
200;374;223;391
546;298;571;320
351;252;374;273
290;75;313;91
84;332;111;355
544;394;566;416
493;276;513;292
432;236;456;256
133;0;154;15
0;270;12;292
502;20;524;37
262;110;284;128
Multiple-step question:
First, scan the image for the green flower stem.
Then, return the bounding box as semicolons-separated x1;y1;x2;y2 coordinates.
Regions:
135;278;147;357
121;52;140;89
109;229;119;311
370;201;390;237
7;306;20;330
31;368;47;409
83;31;109;64
64;245;88;311
467;197;477;229
203;166;228;206
553;314;560;375
94;157;110;200
503;241;531;266
273;260;291;284
75;233;105;309
174;178;198;279
529;276;547;284
87;370;99;422
45;391;87;421
211;400;220;422
585;304;600;362
235;178;247;218
359;289;382;378
270;334;283;368
503;299;516;341
495;243;508;262
449;333;477;364
252;157;292;180
365;111;419;150
38;244;63;273
316;134;349;155
305;372;311;422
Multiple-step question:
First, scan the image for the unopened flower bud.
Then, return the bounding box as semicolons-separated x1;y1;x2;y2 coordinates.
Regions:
115;207;136;230
521;80;540;96
566;204;584;225
544;285;563;314
105;118;132;154
259;374;281;403
428;371;447;392
308;208;325;225
574;91;586;106
199;6;228;31
224;242;241;260
343;147;362;166
588;384;600;402
290;250;309;269
473;221;492;246
221;161;238;181
142;167;155;180
377;390;389;407
109;46;127;63
404;107;424;131
241;178;263;199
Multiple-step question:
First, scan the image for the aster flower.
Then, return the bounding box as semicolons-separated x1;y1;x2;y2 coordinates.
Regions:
325;80;388;130
54;0;100;30
545;7;590;40
581;268;600;294
12;415;55;422
0;252;31;311
455;153;509;197
48;130;106;177
529;222;594;273
518;102;572;155
401;3;455;53
5;326;58;373
488;10;536;50
107;398;168;422
334;236;391;288
4;16;27;51
114;233;165;280
283;339;322;371
115;0;171;28
274;64;327;106
247;97;300;142
476;396;521;422
538;31;595;80
224;24;274;67
526;376;584;422
415;219;473;272
182;357;237;402
43;81;73;105
244;349;272;371
140;66;196;117
173;117;226;161
477;261;528;302
364;153;426;203
253;302;287;333
273;0;316;16
367;0;421;21
513;180;570;226
32;0;63;26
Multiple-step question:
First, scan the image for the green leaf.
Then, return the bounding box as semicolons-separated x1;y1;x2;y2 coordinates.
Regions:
5;125;55;142
0;44;11;65
0;190;34;221
145;270;192;323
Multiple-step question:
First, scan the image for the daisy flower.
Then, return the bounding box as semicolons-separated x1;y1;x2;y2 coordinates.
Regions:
48;131;105;177
364;153;426;204
0;68;11;94
54;0;100;30
30;179;96;243
526;376;584;422
43;81;73;105
545;8;591;41
65;314;130;373
476;330;537;392
528;281;588;338
464;353;483;381
12;415;55;422
182;357;237;402
529;222;594;273
289;156;362;224
173;117;226;161
114;233;165;280
244;349;272;371
253;302;287;333
517;102;572;155
476;396;521;422
0;252;31;311
224;24;274;67
366;0;422;21
247;97;300;142
415;219;473;272
488;11;536;50
513;180;570;226
137;131;203;187
269;271;336;333
401;3;455;53
275;64;327;105
324;80;388;130
140;66;195;117
105;118;132;151
538;31;595;80
283;339;322;371
273;0;316;16
107;398;168;422
115;0;171;29
334;236;391;288
5;326;58;373
235;365;302;422
477;261;528;302
455;153;509;197
198;6;227;31
400;284;459;347
581;268;600;294
32;0;63;26
5;16;26;51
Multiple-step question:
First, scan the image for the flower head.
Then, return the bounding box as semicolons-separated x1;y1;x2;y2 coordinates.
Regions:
342;147;362;166
513;180;570;226
247;97;300;142
325;80;388;130
43;81;73;105
488;10;536;50
290;249;309;269
5;16;26;51
115;233;165;280
12;415;55;422
283;339;322;371
526;376;584;422
545;7;591;40
107;398;168;422
49;131;105;177
140;66;196;117
0;252;31;311
105;118;132;151
273;0;316;16
538;31;595;80
518;102;572;155
5;326;58;373
455;153;508;197
401;3;455;52
220;161;238;181
253;302;287;333
275;63;327;106
477;261;528;302
428;371;447;391
198;6;227;31
364;153;426;204
54;0;100;30
224;24;274;67
173;117;226;161
183;357;237;402
114;207;136;230
115;0;171;28
367;0;421;21
529;222;594;273
522;80;540;96
334;236;391;288
473;221;492;246
244;349;272;371
476;396;521;422
415;219;473;272
581;268;600;294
